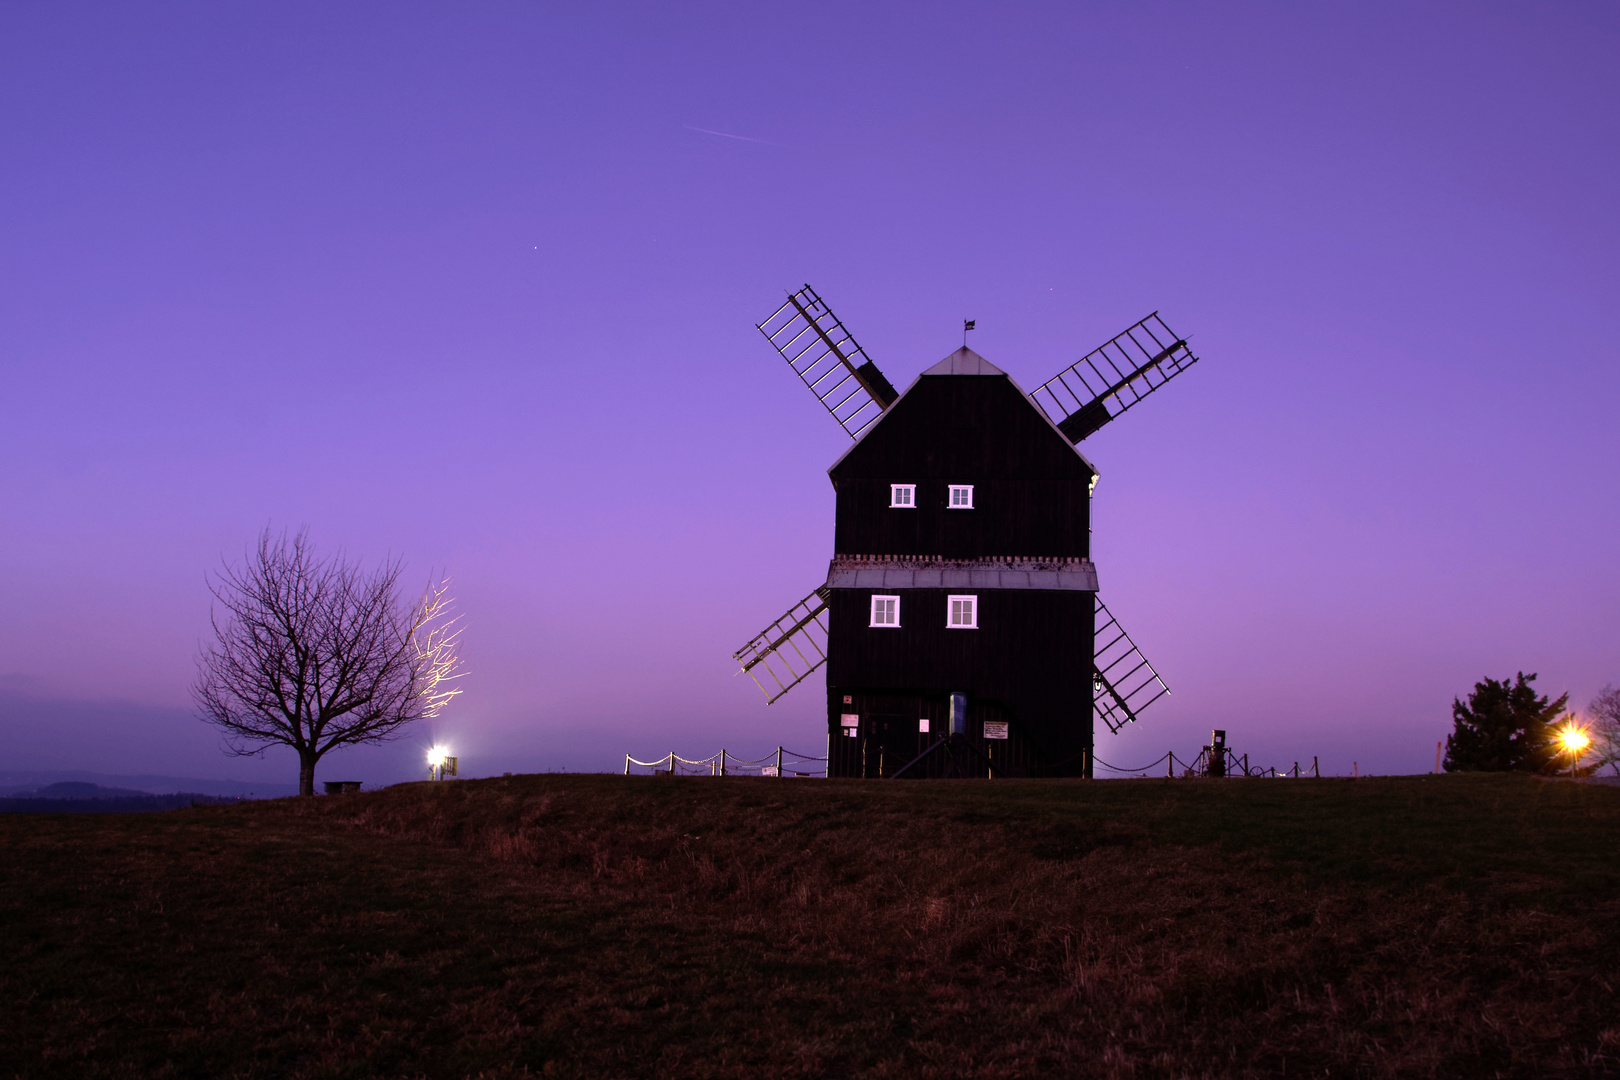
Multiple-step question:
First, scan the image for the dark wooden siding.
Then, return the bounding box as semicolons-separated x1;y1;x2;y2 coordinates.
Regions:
825;692;1049;778
825;588;1093;776
829;375;1094;558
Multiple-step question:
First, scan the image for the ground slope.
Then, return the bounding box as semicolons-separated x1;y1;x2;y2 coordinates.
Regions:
4;774;1619;1079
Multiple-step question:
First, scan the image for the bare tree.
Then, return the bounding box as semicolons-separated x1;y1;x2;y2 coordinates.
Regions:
193;529;464;796
1590;685;1620;777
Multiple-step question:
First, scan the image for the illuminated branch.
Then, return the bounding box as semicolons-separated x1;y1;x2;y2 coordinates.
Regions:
409;577;465;719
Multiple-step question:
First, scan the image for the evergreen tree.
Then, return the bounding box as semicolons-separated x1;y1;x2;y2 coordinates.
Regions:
1443;672;1568;773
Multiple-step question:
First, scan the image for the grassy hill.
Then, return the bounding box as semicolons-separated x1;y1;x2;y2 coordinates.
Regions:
4;774;1619;1078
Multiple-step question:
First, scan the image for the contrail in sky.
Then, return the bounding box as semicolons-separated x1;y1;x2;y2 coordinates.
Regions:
683;125;782;146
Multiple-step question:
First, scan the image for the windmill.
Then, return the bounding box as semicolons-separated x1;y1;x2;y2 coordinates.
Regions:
732;284;1198;778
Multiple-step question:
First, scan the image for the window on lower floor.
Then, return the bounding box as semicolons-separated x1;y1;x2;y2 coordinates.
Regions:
890;484;915;507
948;485;974;508
870;595;900;627
947;594;977;628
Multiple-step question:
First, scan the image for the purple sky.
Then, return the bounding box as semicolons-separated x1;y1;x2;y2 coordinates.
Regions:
3;3;1617;786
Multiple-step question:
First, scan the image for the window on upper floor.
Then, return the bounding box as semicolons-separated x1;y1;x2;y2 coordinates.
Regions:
947;595;977;629
870;595;900;627
890;484;915;508
948;485;974;509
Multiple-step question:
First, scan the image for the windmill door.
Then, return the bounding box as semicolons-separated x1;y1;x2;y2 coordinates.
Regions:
863;715;917;778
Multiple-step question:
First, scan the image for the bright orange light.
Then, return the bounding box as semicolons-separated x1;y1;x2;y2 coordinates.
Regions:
1557;727;1590;755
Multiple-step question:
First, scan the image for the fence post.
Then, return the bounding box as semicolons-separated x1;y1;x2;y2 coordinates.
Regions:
720;750;726;777
624;755;629;776
1167;753;1174;778
1312;756;1319;778
777;746;784;777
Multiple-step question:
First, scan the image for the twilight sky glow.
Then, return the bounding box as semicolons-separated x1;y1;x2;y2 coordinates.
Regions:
3;3;1617;787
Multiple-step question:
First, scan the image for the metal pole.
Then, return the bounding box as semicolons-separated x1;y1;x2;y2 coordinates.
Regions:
777;746;784;777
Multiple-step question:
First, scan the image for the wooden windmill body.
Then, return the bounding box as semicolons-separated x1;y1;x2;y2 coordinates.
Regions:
735;287;1197;778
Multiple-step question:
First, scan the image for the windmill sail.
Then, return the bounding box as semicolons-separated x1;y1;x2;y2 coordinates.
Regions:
1092;596;1170;733
1031;313;1197;444
733;586;831;703
758;284;898;439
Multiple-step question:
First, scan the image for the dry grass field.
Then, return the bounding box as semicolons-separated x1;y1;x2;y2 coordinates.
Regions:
4;773;1619;1079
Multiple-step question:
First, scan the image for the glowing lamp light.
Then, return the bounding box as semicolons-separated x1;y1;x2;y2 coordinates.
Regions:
426;746;458;780
1558;728;1590;755
1555;721;1590;778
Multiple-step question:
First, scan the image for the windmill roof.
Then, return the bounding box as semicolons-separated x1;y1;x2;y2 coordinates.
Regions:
825;344;1098;484
922;346;1004;376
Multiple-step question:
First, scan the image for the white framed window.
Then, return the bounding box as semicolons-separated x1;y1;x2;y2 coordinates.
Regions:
890;484;915;508
870;595;900;627
947;594;978;629
948;485;974;509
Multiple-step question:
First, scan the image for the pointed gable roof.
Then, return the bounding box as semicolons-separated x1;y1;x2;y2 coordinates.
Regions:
922;346;1004;376
827;345;1098;484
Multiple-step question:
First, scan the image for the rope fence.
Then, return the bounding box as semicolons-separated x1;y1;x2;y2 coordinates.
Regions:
624;746;828;779
627;746;1317;781
1094;749;1321;779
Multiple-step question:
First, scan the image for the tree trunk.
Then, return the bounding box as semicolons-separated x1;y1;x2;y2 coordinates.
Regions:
299;753;317;797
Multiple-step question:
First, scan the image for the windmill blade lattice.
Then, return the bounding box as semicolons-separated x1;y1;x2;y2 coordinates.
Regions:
1092;596;1170;733
733;586;831;703
1031;313;1198;443
758;285;899;439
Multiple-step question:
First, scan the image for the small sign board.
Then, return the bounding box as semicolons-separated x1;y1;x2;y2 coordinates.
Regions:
762;765;779;777
982;721;1009;740
919;717;930;733
840;713;860;727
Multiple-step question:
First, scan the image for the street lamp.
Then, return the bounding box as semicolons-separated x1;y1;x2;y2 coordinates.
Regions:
427;747;458;781
1556;722;1590;778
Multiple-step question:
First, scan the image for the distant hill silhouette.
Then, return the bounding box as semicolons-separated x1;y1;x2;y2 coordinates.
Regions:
0;782;246;814
0;770;299;799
